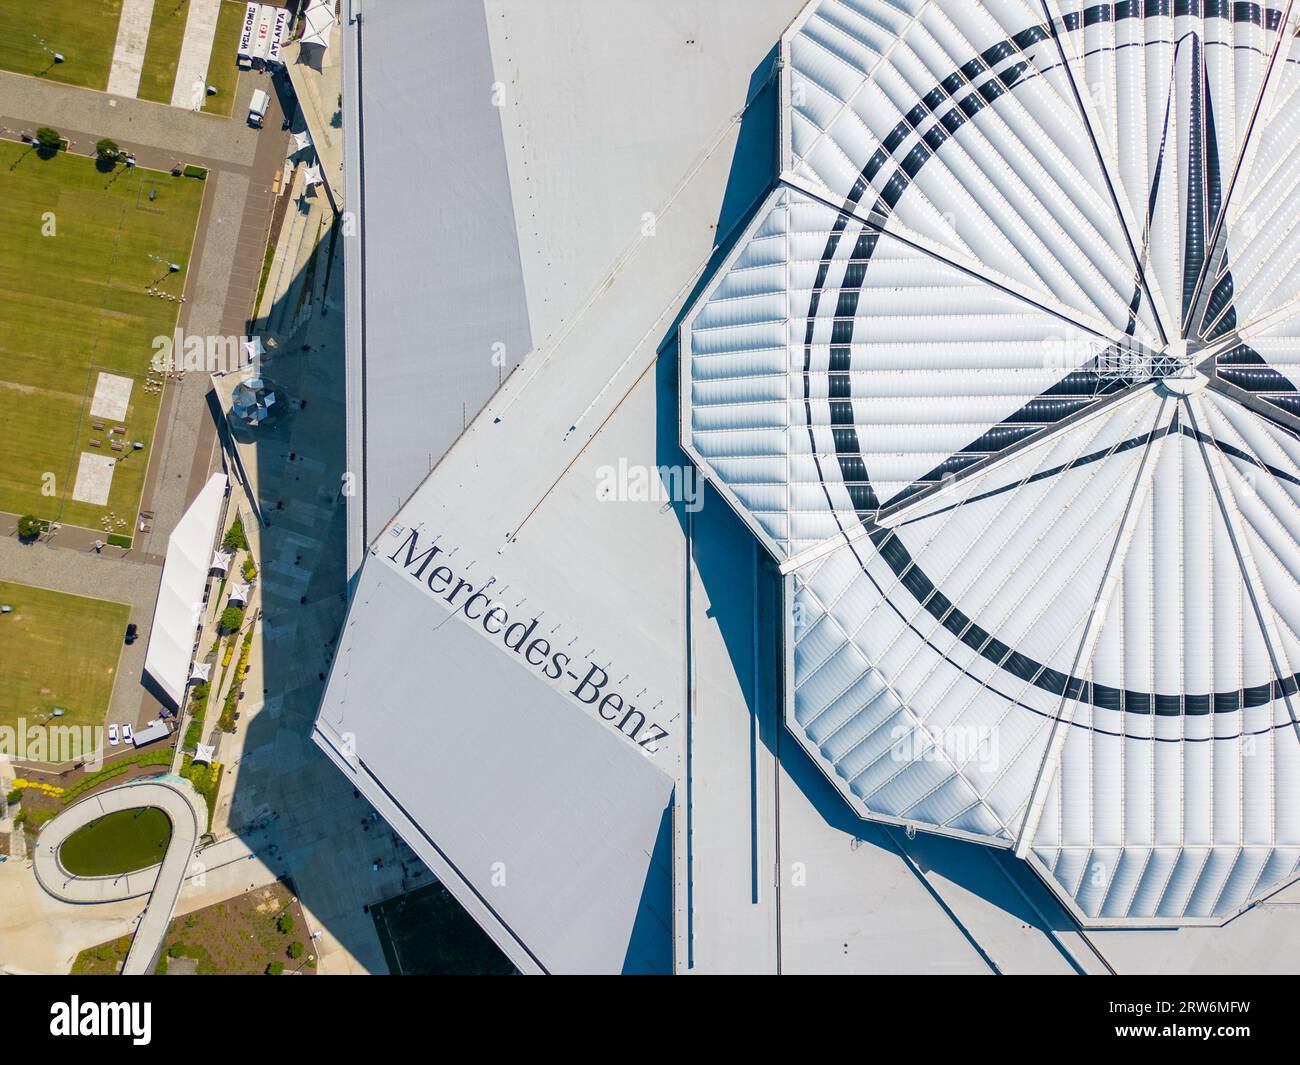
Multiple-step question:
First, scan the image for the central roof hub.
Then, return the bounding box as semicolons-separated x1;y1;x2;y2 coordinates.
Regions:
1147;337;1200;384
1157;369;1210;396
1165;338;1192;366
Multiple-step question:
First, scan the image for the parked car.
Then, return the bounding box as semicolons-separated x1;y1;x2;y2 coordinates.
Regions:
122;723;134;746
107;723;119;746
124;623;138;645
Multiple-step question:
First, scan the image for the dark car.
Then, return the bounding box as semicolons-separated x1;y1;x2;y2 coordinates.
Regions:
124;623;138;645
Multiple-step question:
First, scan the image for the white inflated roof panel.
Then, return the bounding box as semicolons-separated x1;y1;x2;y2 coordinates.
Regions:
683;0;1300;925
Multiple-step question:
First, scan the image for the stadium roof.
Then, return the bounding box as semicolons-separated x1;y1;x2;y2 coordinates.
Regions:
681;0;1300;926
340;0;531;575
321;0;1300;973
315;561;674;974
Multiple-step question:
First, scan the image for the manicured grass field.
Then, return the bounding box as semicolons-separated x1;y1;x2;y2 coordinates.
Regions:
202;0;246;117
0;139;204;530
0;580;129;733
0;0;124;90
60;807;172;876
136;0;192;105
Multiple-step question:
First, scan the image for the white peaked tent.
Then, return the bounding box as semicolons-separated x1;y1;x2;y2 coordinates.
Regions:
211;549;234;573
681;0;1300;926
189;661;212;683
291;129;313;153
228;581;250;605
144;472;228;706
193;743;216;765
301;0;335;49
302;164;322;188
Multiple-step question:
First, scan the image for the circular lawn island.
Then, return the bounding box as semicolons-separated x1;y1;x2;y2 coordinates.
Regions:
59;807;172;876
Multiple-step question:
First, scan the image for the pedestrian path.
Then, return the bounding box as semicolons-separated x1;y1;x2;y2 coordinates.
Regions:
32;778;206;976
172;0;223;110
106;0;156;98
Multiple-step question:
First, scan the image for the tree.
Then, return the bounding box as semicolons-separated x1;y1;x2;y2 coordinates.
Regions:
95;138;120;171
266;961;284;975
218;605;244;634
241;556;258;581
34;127;61;157
223;519;247;551
276;912;295;935
287;941;304;960
16;514;42;542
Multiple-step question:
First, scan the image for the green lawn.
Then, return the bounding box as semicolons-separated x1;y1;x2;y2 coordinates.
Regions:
136;0;192;105
0;0;124;90
202;0;246;117
0;580;129;733
60;807;172;876
0;139;204;530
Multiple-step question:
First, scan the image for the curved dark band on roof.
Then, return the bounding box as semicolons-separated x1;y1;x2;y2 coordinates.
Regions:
799;3;1299;715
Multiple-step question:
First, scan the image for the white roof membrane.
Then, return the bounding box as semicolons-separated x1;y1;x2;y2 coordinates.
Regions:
684;0;1300;925
314;563;675;974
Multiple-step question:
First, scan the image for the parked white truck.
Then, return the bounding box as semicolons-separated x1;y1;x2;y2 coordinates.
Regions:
248;88;270;128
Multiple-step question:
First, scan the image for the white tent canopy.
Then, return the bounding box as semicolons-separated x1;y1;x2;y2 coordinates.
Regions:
291;129;313;153
143;472;227;706
301;0;335;48
211;549;234;573
228;581;250;605
189;661;212;683
193;743;216;765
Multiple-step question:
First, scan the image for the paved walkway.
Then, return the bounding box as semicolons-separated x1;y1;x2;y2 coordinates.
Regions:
172;0;223;110
0;71;259;168
31;777;205;975
284;37;344;210
107;0;157;99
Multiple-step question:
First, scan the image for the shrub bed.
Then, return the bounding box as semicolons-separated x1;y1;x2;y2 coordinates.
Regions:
180;755;222;830
62;750;172;803
218;627;255;733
